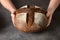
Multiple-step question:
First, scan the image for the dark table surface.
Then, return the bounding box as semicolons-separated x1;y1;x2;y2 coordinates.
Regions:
0;0;60;40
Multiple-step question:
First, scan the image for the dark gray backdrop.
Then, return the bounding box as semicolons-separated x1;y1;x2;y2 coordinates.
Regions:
0;0;60;40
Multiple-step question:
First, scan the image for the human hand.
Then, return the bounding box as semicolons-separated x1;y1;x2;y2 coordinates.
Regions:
46;0;59;27
11;11;15;26
46;11;53;27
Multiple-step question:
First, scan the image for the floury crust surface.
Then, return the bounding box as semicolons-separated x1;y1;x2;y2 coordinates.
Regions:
15;5;48;32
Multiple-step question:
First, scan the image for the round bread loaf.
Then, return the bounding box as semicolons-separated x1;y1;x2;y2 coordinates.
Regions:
14;5;48;32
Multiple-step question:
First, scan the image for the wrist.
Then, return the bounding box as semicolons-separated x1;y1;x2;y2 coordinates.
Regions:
47;8;54;14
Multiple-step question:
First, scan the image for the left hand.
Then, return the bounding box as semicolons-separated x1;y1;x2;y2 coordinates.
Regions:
46;11;53;27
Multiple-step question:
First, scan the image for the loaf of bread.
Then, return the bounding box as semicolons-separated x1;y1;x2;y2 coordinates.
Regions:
14;5;48;32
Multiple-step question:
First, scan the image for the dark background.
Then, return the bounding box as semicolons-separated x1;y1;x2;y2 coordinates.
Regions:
0;0;60;40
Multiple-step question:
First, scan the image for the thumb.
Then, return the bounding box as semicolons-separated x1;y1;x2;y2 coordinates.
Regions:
46;12;50;18
47;13;53;27
11;13;15;25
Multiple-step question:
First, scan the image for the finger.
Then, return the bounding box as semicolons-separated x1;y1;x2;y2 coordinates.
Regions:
11;14;15;25
46;12;50;17
47;15;52;27
46;11;53;18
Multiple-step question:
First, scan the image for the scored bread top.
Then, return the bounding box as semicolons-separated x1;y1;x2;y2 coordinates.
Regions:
14;5;47;27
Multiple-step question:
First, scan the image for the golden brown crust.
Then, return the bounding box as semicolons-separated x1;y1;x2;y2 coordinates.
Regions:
14;8;47;15
14;5;47;32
